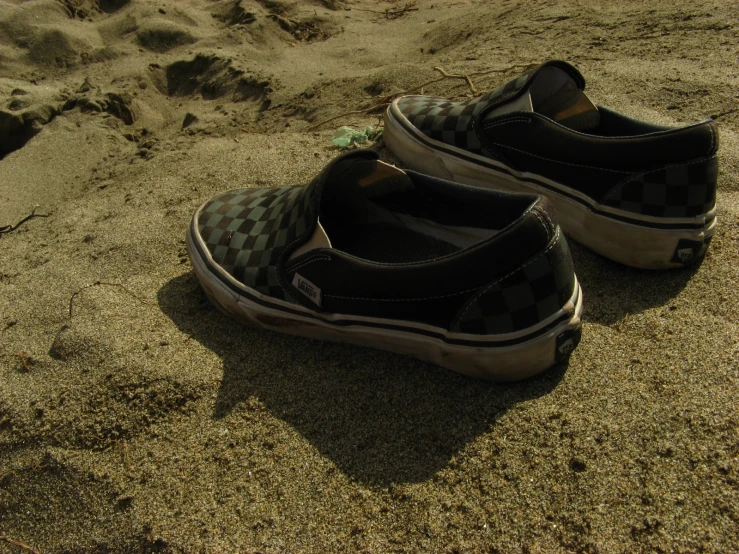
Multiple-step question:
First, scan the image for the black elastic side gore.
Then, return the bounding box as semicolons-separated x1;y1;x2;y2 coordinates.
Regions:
400;170;538;230
478;60;587;118
547;60;586;90
192;224;571;347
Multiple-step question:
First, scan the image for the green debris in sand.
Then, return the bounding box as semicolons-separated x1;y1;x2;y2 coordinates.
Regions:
331;125;383;148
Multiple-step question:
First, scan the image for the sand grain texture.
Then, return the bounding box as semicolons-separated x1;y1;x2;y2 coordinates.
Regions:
1;0;738;552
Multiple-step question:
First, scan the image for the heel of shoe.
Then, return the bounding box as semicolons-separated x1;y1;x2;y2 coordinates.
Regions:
452;228;576;336
602;156;718;220
562;206;717;269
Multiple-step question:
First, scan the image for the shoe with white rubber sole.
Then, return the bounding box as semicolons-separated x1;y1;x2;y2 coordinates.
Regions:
384;60;718;269
187;150;582;381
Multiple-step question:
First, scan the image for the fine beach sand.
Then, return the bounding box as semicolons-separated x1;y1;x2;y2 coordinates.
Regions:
1;0;738;551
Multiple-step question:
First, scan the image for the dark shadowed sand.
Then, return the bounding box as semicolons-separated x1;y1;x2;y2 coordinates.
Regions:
1;0;737;552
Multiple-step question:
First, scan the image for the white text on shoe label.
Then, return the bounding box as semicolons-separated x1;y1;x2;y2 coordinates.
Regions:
676;248;694;263
292;273;322;307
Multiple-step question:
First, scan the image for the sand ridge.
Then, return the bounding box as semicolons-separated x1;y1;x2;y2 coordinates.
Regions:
1;0;738;552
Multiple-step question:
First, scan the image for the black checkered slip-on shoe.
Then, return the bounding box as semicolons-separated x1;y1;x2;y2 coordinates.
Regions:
384;60;718;269
187;150;583;381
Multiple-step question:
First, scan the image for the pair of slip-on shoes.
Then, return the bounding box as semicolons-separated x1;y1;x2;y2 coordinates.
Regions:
187;61;718;381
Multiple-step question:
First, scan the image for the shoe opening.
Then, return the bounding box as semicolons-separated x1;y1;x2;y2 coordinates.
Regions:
315;158;536;264
484;64;682;137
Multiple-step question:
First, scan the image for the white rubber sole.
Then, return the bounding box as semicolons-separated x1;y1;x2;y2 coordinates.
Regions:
187;223;583;382
384;101;716;270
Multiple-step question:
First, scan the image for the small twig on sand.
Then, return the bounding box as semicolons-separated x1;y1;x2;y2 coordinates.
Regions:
431;66;480;95
307;62;536;130
17;351;32;371
119;439;131;470
710;108;737;120
0;535;41;554
308;109;376;131
353;1;418;20
469;63;538;77
0;207;49;238
387;62;538;100
68;281;147;319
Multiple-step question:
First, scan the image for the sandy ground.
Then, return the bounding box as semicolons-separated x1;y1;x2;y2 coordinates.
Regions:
1;0;738;552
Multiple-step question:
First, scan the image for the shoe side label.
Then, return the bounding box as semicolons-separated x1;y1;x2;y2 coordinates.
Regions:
676;248;694;263
292;273;322;307
555;327;582;362
671;237;710;265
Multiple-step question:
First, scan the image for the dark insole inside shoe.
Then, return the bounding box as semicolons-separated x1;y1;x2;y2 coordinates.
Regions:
330;222;460;263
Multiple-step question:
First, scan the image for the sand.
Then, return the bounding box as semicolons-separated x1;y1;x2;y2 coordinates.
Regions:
0;0;737;552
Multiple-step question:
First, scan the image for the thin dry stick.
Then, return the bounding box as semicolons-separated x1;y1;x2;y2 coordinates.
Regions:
394;62;538;99
68;281;147;319
462;63;538;89
0;206;49;238
432;66;480;94
711;107;737;120
353;1;418;19
0;535;41;554
307;62;536;131
115;439;132;470
307;109;374;131
468;63;538;78
17;351;32;371
385;66;471;98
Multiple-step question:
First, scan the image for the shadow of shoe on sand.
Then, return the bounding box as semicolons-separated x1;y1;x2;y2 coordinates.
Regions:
569;241;702;326
158;272;569;486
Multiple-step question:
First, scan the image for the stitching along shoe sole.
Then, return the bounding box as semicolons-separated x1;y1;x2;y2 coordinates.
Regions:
188;210;584;382
384;100;716;270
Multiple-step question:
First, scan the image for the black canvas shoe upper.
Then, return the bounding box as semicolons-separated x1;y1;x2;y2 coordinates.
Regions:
194;150;577;333
395;60;718;220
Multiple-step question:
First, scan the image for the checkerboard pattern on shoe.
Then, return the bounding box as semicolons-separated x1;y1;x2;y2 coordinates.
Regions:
196;185;313;300
188;150;585;380
452;229;575;335
395;72;532;155
602;156;718;218
384;60;719;269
